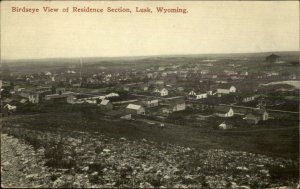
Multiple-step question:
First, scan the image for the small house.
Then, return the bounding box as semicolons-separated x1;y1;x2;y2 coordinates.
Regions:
4;104;17;111
244;113;260;124
218;122;232;130
171;99;186;112
244;109;269;124
45;92;75;102
120;114;132;120
255;109;269;121
154;88;168;96
100;99;113;110
142;99;159;108
188;90;208;100
216;85;236;94
28;93;40;104
162;99;186;113
242;95;256;103
126;104;145;115
214;106;234;117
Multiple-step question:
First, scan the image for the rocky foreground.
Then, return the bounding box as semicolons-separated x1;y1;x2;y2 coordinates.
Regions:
1;129;299;188
1;133;52;188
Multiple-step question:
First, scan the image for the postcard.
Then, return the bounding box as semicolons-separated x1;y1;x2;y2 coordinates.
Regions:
1;1;299;188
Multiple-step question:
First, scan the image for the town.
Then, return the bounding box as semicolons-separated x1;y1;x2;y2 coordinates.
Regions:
1;52;299;188
1;52;299;128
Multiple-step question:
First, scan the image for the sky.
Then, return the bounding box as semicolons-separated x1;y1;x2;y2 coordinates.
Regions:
1;1;299;60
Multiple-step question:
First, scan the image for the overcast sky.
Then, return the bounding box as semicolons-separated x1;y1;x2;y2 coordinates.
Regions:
1;1;299;60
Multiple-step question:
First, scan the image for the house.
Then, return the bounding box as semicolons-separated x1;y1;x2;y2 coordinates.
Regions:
19;91;40;103
255;109;269;121
100;99;113;110
158;67;166;71
244;109;269;124
154;88;168;96
224;70;237;76
142;99;159;108
244;113;260;124
266;54;280;63
218;122;232;130
188;90;208;100
161;99;186;114
4;104;17;111
161;72;168;77
120;114;132;120
240;71;249;76
170;99;186;112
45;92;75;101
235;94;257;103
67;95;79;104
216;85;236;94
126;104;145;115
214;106;234;117
45;71;52;76
28;93;40;104
242;95;256;103
147;73;154;79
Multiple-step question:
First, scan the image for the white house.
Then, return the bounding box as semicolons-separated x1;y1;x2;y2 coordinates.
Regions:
143;99;159;108
218;122;232;130
28;93;39;104
216;86;236;94
242;96;256;103
45;72;52;76
126;104;145;115
214;106;234;117
188;90;208;100
162;99;186;114
154;88;168;96
4;104;17;111
171;100;186;112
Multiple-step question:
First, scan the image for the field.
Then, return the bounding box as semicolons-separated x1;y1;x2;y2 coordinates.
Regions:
2;105;299;160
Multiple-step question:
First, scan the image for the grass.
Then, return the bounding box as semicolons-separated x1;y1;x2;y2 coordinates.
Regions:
2;106;299;160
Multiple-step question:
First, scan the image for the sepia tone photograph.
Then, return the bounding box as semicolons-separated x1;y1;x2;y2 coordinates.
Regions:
0;1;299;188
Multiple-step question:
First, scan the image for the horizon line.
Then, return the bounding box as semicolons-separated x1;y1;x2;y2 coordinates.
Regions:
1;50;299;62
